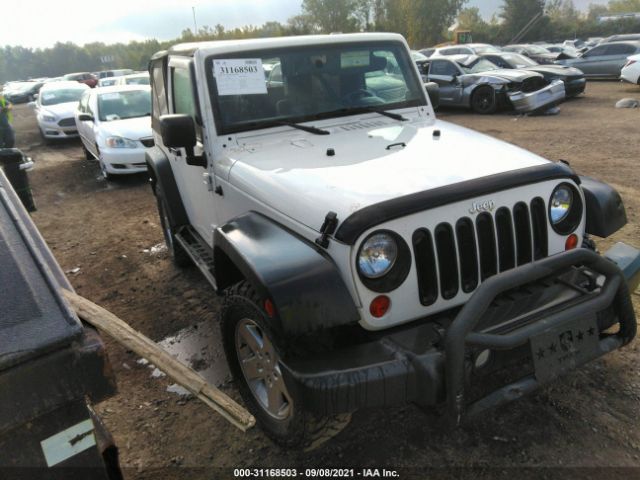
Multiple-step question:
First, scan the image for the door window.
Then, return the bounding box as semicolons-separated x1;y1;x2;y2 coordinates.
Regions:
440;48;460;56
605;44;636;56
582;45;608;58
150;59;168;130
487;56;509;68
172;67;197;119
429;60;459;77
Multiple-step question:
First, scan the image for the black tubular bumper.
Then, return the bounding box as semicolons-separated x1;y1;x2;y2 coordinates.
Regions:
281;247;638;421
445;248;635;426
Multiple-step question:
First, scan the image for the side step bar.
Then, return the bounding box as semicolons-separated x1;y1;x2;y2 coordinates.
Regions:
174;226;217;290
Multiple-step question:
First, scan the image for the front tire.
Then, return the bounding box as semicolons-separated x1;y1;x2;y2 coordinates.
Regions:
155;183;191;267
471;86;498;114
221;281;351;450
81;142;93;161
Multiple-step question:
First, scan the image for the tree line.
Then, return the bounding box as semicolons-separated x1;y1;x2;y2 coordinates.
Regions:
461;0;640;45
2;0;640;83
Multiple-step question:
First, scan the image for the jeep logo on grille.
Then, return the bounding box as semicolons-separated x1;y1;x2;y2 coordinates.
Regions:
469;200;496;214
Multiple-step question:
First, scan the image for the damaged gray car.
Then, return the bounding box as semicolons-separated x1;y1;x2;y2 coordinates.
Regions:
426;55;565;114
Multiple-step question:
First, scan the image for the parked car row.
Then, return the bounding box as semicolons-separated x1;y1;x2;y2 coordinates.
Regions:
420;37;640;83
425;55;566;114
13;73;154;180
1;68;142;103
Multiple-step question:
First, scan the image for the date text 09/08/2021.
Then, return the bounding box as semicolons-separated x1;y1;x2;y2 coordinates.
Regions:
233;468;400;478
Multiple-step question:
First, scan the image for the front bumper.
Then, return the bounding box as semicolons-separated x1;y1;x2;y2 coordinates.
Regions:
282;246;638;422
101;147;148;175
507;79;566;113
565;77;587;97
38;120;78;139
621;69;640;85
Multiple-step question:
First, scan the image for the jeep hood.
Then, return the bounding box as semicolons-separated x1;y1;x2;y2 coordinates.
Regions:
227;119;548;234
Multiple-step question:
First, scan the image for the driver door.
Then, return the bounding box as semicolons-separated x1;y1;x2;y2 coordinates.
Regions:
427;59;463;105
575;45;608;76
166;57;219;243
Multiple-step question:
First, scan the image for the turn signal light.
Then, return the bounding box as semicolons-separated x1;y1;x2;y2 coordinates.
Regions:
370;295;391;318
565;234;579;250
264;299;276;318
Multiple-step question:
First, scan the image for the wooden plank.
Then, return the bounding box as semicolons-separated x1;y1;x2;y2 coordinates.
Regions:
61;289;255;432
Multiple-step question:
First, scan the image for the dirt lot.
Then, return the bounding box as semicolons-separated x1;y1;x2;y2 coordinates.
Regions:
10;81;640;479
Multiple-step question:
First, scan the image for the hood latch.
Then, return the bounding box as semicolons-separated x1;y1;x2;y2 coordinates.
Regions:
315;212;338;249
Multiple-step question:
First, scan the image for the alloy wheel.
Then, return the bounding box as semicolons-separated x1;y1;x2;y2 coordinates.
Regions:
235;318;293;420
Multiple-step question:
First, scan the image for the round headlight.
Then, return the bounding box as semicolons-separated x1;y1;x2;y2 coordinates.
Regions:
550;185;573;224
358;233;398;279
548;183;583;235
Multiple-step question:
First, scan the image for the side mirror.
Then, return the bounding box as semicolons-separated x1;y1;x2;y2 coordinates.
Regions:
33;94;39;100
159;114;206;168
78;113;93;122
27;101;36;109
424;82;440;110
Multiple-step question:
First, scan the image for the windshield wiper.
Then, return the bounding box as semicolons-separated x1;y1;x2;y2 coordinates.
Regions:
274;121;330;135
355;107;408;121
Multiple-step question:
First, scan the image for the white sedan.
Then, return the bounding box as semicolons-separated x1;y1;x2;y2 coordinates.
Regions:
32;81;89;140
621;54;640;85
75;85;152;180
114;72;150;85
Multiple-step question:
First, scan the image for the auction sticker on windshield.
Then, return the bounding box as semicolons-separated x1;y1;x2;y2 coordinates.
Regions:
341;51;371;68
213;59;267;96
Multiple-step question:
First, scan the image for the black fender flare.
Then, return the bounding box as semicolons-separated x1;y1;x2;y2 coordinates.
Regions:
145;146;188;228
579;175;627;238
213;212;360;336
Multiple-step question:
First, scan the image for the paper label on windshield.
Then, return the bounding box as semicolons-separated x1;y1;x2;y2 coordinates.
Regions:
213;59;267;96
341;51;370;68
41;93;55;101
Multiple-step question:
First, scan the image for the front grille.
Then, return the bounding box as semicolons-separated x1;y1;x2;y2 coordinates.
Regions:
58;117;75;127
413;198;549;306
140;137;154;148
521;77;549;93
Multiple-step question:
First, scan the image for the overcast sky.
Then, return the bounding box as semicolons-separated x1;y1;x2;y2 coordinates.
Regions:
2;0;611;49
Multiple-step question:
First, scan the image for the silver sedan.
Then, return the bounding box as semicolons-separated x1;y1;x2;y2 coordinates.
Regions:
556;41;640;78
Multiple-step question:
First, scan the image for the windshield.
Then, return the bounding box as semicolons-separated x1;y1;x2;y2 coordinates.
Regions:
527;46;551;54
459;58;500;74
207;42;426;134
503;53;537;67
10;82;35;92
411;51;428;61
125;76;150;85
474;45;501;54
98;89;151;121
40;88;85;105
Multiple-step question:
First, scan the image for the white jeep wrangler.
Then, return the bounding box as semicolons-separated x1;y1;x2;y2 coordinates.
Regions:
147;33;639;447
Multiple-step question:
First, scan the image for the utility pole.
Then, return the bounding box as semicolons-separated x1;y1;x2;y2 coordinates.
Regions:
192;6;198;36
